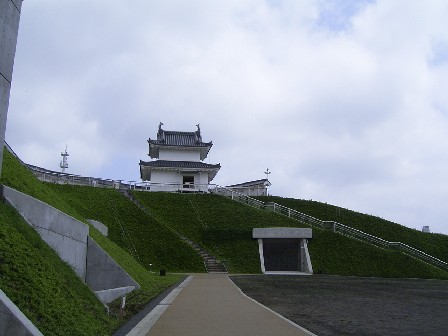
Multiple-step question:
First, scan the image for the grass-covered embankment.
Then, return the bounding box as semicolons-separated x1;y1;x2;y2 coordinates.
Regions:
2;145;447;335
0;149;190;333
0;201;116;335
45;184;205;273
132;191;448;279
1;149;204;273
258;196;448;263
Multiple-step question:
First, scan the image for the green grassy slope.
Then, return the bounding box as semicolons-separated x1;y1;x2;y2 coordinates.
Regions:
132;191;448;279
0;202;115;335
2;141;448;336
45;184;204;273
1;150;204;273
0;149;187;333
258;196;448;262
132;191;285;273
88;229;183;320
2;151;204;272
1;150;84;221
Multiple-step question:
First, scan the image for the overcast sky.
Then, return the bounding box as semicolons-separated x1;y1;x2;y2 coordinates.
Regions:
6;0;448;234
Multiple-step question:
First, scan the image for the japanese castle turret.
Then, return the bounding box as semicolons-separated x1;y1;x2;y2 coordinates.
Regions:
139;123;221;192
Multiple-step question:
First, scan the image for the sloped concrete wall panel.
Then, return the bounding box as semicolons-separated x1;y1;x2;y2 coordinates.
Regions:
94;286;136;304
86;237;139;292
3;186;140;305
87;219;108;236
3;186;89;280
0;290;44;336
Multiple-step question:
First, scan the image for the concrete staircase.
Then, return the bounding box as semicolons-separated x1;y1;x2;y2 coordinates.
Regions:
184;237;227;273
119;190;227;273
204;258;228;273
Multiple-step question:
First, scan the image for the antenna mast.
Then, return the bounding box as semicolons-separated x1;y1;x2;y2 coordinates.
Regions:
60;146;69;173
264;168;271;196
264;168;271;180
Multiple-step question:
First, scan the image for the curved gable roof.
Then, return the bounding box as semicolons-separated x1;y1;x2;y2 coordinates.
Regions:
148;125;213;160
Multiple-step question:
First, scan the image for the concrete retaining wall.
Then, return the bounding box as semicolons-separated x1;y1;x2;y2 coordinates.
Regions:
3;186;140;304
87;219;108;236
0;290;44;336
86;236;139;292
94;286;136;304
3;186;89;279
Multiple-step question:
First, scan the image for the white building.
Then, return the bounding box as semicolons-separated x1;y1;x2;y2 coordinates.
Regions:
139;123;221;192
226;179;271;196
422;226;431;233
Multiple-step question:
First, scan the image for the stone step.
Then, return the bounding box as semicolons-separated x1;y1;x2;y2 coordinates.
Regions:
205;263;227;272
118;189;227;273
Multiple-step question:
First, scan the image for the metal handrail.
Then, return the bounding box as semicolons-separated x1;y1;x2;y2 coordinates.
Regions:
24;163;218;192
209;186;265;209
6;143;447;271
211;186;448;271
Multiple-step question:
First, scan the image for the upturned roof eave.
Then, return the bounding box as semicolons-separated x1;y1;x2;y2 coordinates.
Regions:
139;160;221;169
148;139;213;147
139;160;221;182
147;140;213;159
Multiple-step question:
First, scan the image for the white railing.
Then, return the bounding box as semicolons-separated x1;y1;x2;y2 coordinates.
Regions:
128;181;214;193
211;186;448;271
6;142;447;272
209;185;265;209
25;163;216;193
26;164;126;188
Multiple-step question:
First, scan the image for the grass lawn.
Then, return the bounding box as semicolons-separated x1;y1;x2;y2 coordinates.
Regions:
132;191;448;279
258;196;448;262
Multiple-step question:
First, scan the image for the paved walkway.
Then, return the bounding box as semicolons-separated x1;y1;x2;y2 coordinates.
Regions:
127;273;315;336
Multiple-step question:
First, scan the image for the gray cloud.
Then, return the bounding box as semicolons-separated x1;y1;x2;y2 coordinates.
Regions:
6;0;448;234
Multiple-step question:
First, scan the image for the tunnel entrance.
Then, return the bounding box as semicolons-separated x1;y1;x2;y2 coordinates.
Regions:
253;228;313;274
263;239;301;272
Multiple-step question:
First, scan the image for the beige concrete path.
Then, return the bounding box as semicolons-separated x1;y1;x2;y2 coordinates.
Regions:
145;273;314;336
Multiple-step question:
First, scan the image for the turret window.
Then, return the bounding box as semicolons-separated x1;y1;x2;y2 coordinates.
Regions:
183;175;195;188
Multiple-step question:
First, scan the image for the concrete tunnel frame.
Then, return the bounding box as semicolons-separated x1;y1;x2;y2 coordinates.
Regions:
253;228;313;275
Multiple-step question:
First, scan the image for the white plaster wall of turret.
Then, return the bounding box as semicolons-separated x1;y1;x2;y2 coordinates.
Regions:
158;148;201;161
150;170;179;191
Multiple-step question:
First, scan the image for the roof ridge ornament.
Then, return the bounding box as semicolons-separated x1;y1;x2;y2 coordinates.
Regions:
195;123;202;142
157;122;165;142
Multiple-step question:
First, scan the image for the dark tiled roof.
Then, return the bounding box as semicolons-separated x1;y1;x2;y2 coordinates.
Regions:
227;178;271;188
149;131;211;147
150;125;212;147
147;124;214;161
140;160;221;169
